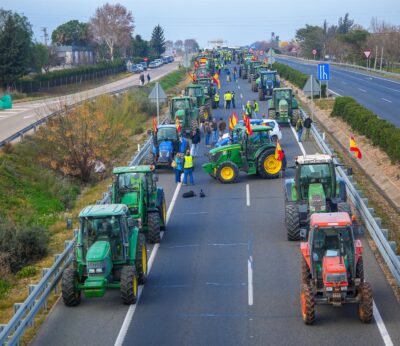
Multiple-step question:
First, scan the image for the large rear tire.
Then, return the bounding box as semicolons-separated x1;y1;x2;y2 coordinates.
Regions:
135;233;148;285
258;88;264;101
286;204;300;241
291;109;300;126
300;284;315;325
358;282;373;323
120;266;138;305
337;202;351;215
301;257;311;285
216;162;239;184
257;148;282;179
356;256;365;282
159;196;167;231
62;268;81;307
147;212;161;244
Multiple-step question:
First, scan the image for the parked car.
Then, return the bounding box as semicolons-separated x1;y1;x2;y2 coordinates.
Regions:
137;62;147;71
130;65;140;73
148;61;158;69
135;64;144;72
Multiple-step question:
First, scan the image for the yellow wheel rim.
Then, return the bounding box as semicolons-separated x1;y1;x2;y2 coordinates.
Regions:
220;166;234;180
142;244;147;275
264;154;282;175
133;275;138;296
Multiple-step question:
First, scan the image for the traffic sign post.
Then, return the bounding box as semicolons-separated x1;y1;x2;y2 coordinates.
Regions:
148;82;167;124
364;49;372;68
317;63;330;98
312;49;317;60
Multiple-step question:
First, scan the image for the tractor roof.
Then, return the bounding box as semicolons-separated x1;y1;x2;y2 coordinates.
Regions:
274;87;292;91
310;212;352;228
113;165;155;174
295;154;333;165
172;96;192;101
79;204;128;218
157;124;177;130
186;83;202;88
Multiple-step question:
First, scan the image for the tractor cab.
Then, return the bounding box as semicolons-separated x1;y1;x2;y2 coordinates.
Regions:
196;66;209;78
267;88;299;125
169;96;198;136
196;77;214;97
152;125;179;166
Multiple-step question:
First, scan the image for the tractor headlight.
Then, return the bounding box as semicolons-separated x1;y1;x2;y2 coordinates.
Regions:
95;268;103;273
325;287;333;292
340;286;347;291
88;268;95;274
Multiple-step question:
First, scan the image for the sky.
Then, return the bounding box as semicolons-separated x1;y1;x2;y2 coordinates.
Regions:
1;0;399;47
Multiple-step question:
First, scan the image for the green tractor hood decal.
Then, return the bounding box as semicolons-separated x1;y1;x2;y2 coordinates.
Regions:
175;109;185;118
121;191;138;209
86;241;111;262
209;144;241;154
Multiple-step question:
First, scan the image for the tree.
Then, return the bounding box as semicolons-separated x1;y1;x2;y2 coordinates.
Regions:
0;9;33;87
89;3;134;60
337;13;354;35
130;34;149;58
150;25;166;57
174;40;183;51
183;39;199;53
51;20;90;46
296;25;324;59
31;43;49;73
165;40;173;53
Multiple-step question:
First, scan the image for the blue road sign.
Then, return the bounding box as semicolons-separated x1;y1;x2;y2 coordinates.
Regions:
318;63;330;81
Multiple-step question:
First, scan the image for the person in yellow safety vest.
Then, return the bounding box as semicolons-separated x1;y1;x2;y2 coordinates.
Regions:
253;100;259;118
245;101;253;118
214;93;220;108
183;150;194;185
225;91;232;109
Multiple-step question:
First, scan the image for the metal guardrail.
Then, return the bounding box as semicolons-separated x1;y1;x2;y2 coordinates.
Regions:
300;108;400;285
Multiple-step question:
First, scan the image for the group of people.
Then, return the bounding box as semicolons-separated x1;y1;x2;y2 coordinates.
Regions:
172;131;199;185
223;91;236;109
295;115;313;142
139;73;151;86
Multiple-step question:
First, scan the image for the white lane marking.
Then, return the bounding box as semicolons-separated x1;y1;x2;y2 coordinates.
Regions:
238;85;241;89
381;98;392;103
246;184;250;207
358;88;367;93
248;256;253;306
291;118;395;346
23;115;35;119
328;89;342;97
373;302;394;346
114;181;182;346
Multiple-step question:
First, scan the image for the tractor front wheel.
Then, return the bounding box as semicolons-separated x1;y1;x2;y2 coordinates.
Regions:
147;212;161;244
285;204;300;241
300;284;315;325
216;162;239;184
135;233;148;285
258;148;282;179
62;268;81;307
358;282;373;323
120;266;138;305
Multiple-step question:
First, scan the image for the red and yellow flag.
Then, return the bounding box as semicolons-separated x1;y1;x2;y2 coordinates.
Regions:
212;73;220;89
229;112;238;130
349;135;362;159
243;114;253;135
199;57;207;65
189;73;196;82
152;117;157;133
275;141;284;161
175;118;181;133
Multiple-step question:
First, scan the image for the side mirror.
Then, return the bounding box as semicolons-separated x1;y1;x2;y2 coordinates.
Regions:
299;228;308;240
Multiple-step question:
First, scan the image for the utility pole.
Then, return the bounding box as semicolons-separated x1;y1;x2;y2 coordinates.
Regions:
41;27;49;46
380;47;384;71
374;46;378;70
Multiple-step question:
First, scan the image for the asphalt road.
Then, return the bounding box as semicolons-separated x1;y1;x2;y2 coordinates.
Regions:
276;56;400;128
31;63;400;346
0;60;180;143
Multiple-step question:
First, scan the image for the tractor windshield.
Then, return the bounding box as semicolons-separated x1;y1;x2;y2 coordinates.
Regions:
275;89;291;100
311;226;355;280
299;163;334;199
249;131;271;144
82;216;124;260
157;127;178;142
173;99;190;111
187;88;202;97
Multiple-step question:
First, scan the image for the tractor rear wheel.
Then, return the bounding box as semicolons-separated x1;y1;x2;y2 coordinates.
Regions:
301;257;311;285
358;282;373;323
258;88;264;101
120;266;138;305
356;256;365;282
147;212;161;243
337;202;351;215
62;268;81;307
291;109;300;126
300;284;315;325
285;204;300;241
258;148;282;179
216;162;239;184
135;233;148;285
268;109;276;119
159;196;167;231
251;80;256;92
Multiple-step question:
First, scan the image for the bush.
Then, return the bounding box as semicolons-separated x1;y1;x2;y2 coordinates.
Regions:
0;219;49;273
0;279;11;299
16;265;38;279
331;96;400;163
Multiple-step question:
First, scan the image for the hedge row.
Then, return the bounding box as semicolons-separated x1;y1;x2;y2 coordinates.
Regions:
273;62;326;97
331;96;400;163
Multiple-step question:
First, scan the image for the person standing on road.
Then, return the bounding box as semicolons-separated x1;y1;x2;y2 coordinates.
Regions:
295;117;304;142
139;73;145;86
204;121;212;147
173;153;184;183
147;73;151;83
218;117;227;138
214;92;220;108
183;150;194;186
225;91;232;109
231;91;236;108
245;101;253;119
190;129;201;157
211;117;218;144
303;115;313;140
253;100;259;118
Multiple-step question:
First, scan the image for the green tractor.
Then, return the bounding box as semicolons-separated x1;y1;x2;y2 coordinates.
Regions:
257;71;280;100
185;83;212;118
250;65;269;92
196;77;215;98
267;88;300;126
61;204;147;306
169;96;199;137
112;165;167;244
240;54;254;78
202;125;282;183
247;61;262;83
284;154;350;241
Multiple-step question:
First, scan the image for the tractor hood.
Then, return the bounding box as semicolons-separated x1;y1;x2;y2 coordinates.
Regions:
86;241;111;262
121;191;138;209
175;109;185;118
322;255;348;287
209;143;241;154
278;99;288;112
308;183;326;212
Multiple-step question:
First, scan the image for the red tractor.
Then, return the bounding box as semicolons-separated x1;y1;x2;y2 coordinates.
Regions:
300;212;373;324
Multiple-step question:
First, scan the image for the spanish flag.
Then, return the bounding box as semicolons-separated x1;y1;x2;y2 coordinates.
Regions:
244;115;253;135
152;117;157;133
212;73;220;89
189;73;196;82
199;58;207;65
275;141;283;161
229;112;238;130
349;135;362;159
175;117;181;133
